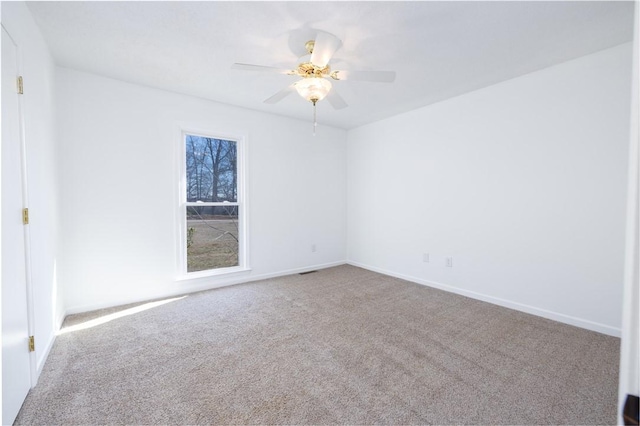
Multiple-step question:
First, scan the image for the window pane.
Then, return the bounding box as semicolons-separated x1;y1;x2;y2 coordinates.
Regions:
185;135;237;203
186;205;239;272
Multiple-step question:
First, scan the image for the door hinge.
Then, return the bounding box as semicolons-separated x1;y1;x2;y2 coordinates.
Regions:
17;76;23;95
22;208;29;225
28;336;35;352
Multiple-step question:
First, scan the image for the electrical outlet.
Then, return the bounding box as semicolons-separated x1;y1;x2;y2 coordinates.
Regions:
311;244;317;253
423;253;429;263
445;257;453;267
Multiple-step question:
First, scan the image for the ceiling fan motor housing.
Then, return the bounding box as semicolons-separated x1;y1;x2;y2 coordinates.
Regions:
296;62;330;78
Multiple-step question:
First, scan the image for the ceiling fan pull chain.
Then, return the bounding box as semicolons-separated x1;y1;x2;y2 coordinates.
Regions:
313;99;317;136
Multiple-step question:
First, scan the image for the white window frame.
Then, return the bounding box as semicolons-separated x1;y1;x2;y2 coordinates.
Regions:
177;127;249;279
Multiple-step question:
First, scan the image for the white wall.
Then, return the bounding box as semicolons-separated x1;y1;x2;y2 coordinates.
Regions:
56;68;347;314
347;43;632;336
1;2;61;373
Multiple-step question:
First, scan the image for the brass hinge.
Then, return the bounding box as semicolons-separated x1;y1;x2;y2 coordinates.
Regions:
17;76;23;95
28;336;35;352
22;208;29;225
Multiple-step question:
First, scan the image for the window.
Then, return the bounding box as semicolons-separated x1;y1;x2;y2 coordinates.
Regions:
180;132;246;275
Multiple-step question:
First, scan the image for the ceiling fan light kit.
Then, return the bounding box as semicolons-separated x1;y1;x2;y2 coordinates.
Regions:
295;76;332;135
295;76;332;103
232;31;396;134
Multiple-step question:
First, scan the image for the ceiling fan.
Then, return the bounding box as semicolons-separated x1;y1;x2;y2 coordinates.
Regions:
231;31;396;133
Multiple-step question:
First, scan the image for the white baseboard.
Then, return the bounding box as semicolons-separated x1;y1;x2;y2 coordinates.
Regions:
63;260;347;317
241;261;347;283
347;260;621;337
62;259;619;337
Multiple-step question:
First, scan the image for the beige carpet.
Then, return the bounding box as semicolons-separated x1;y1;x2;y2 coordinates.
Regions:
15;265;619;425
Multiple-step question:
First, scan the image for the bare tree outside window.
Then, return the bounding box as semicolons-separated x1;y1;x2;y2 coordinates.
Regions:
184;135;239;272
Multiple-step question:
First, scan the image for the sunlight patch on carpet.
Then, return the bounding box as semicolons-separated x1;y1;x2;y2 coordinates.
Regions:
57;296;187;335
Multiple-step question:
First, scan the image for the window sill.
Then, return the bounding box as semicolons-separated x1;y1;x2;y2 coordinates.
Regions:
176;266;252;282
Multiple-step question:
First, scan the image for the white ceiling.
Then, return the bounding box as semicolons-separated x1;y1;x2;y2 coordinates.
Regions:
27;1;634;129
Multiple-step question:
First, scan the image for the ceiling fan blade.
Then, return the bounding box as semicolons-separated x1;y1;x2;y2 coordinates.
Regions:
264;85;296;104
332;70;396;83
326;90;348;110
310;32;342;68
232;63;293;74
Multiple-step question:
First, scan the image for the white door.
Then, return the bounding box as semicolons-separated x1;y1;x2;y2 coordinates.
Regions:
2;26;32;426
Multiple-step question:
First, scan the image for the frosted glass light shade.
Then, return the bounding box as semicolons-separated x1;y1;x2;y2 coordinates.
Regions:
295;77;332;102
